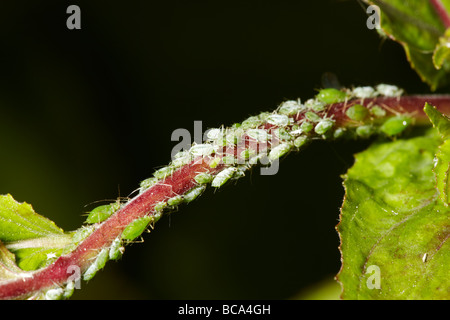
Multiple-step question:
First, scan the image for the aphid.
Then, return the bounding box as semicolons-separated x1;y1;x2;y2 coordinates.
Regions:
305;98;326;112
171;153;193;168
222;155;236;165
379;116;411;136
121;216;153;241
356;125;373;138
211;167;237;188
72;226;95;244
376;84;404;97
278;100;304;116
422;253;428;263
183;185;206;203
305;111;322;123
139;177;158;191
273;127;293;141
168;195;183;206
266;114;290;127
206;128;223;141
293;136;308;148
45;287;64;300
369;105;386;118
189;143;215;157
246;129;270;142
316;88;347;104
109;237;124;260
314;119;335;135
153;201;167;213
154;166;174;180
83;248;109;281
63;281;75;299
268;143;292;161
241;116;262;129
208;157;221;169
345;104;369;121
333;128;346;139
194;172;213;185
85;202;121;224
300;121;313;133
352;86;376;98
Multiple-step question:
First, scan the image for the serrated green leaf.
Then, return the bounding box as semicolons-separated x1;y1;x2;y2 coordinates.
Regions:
0;194;71;271
337;128;450;299
369;0;450;90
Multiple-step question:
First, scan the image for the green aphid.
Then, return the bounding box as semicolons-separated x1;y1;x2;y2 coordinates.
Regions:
86;202;121;224
333;128;346;139
266;114;290;127
211;167;237;188
45;288;64;300
316;88;347;104
294;136;308;148
83;248;109;281
273;127;292;141
154;166;173;180
305;111;322;123
190;144;215;157
305;99;326;112
140;177;158;190
109;237;123;260
369;105;386;118
268;143;292;161
241;116;262;129
222;155;236;165
380;116;411;136
168;195;183;206
278;100;304;116
121;216;153;241
72;226;95;244
346;104;368;121
184;185;206;203
300;121;314;133
246;129;270;142
154;201;167;213
209;157;221;168
194;172;214;184
356;125;373;138
314;119;334;135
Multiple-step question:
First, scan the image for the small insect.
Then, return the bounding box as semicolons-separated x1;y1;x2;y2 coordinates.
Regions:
83;248;109;281
72;226;95;245
121;216;153;241
154;166;174;180
300;121;313;133
194;172;214;185
153;201;167;213
241;116;262;129
139;177;158;191
208;157;221;168
314;119;335;135
246;129;270;142
85;202;121;224
333;127;346;139
183;185;206;203
369;105;386;118
189;143;215;157
171;153;193;168
352;86;376;98
356;125;373;138
305;111;322;123
305;98;326;112
45;288;64;300
345;104;369;121
379;116;411;136
268;143;292;161
316;88;347;104
376;84;404;97
109;237;124;260
293;136;308;148
167;195;183;206
211;167;237;188
222;155;236;165
273;127;293;141
266;114;290;127
278;100;304;116
206;128;223;141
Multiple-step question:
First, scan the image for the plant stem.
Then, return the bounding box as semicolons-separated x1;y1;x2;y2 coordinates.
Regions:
430;0;450;29
1;94;450;299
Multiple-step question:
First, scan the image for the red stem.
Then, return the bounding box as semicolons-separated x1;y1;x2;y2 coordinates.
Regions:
430;0;450;29
1;94;450;299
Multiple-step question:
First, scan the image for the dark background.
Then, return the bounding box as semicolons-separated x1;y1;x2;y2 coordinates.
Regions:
0;0;434;299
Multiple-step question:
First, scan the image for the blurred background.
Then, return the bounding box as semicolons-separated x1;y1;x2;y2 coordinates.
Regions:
0;0;435;299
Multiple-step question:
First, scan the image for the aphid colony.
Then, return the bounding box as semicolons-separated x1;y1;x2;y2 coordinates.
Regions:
63;84;411;299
